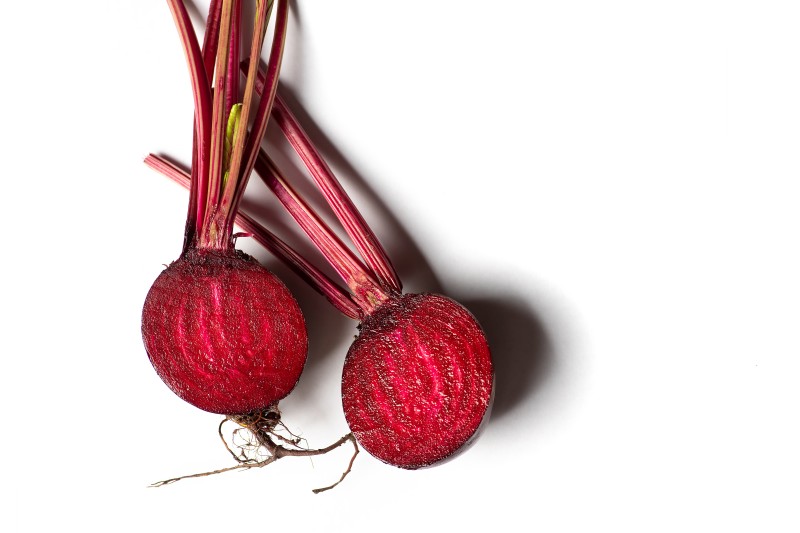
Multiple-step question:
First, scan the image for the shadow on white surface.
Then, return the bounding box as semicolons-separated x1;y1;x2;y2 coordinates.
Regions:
462;295;555;422
258;90;557;427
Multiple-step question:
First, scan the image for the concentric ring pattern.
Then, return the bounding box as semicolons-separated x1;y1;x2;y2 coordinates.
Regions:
342;293;493;469
142;250;308;414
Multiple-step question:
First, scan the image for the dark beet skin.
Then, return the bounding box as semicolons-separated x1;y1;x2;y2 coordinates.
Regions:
342;293;494;469
142;249;308;414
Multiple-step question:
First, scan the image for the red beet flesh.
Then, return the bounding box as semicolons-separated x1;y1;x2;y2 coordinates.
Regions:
342;293;493;469
142;249;308;414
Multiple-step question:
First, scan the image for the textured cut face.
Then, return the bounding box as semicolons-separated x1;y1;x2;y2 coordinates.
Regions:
342;293;494;469
142;250;308;415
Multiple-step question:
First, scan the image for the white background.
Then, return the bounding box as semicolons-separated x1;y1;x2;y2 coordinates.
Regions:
2;1;799;531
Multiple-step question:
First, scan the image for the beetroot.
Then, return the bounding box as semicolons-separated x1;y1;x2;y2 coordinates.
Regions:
342;294;493;468
142;249;306;414
142;0;307;416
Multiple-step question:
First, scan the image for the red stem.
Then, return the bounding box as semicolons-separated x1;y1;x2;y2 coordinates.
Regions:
220;0;275;233
270;96;403;293
166;0;212;247
158;2;397;318
234;0;287;219
202;0;236;248
224;0;242;115
184;0;223;245
243;59;402;293
145;154;362;319
201;0;224;78
255;153;390;314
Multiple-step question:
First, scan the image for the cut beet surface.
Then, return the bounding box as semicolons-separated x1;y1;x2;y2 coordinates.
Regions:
142;248;307;415
342;293;494;469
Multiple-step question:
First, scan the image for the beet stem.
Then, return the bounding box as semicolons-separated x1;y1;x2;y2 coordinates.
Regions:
183;0;222;247
219;0;276;230
231;0;288;225
224;0;242;115
200;0;224;78
272;94;403;293
190;0;286;252
166;0;213;246
243;58;402;293
255;152;390;314
201;0;236;247
144;154;362;319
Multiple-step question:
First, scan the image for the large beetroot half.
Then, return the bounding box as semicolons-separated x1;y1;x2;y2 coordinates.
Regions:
142;249;307;414
342;294;493;469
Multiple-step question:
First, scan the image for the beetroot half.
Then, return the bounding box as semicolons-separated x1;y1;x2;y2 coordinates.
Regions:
342;294;493;469
143;0;308;417
142;249;306;414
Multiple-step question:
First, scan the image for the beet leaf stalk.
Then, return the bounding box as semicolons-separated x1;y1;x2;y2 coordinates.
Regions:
246;60;402;293
144;0;359;493
144;154;362;319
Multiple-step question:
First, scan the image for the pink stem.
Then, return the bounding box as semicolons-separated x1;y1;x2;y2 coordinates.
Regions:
271;96;403;293
185;0;222;243
255;152;390;314
224;0;242;114
145;154;362;320
220;0;275;230
201;0;223;78
202;0;236;247
243;59;402;293
234;0;288;221
239;215;362;319
166;0;212;246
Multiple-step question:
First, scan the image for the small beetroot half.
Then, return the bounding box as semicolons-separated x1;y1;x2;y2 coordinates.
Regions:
342;294;493;469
